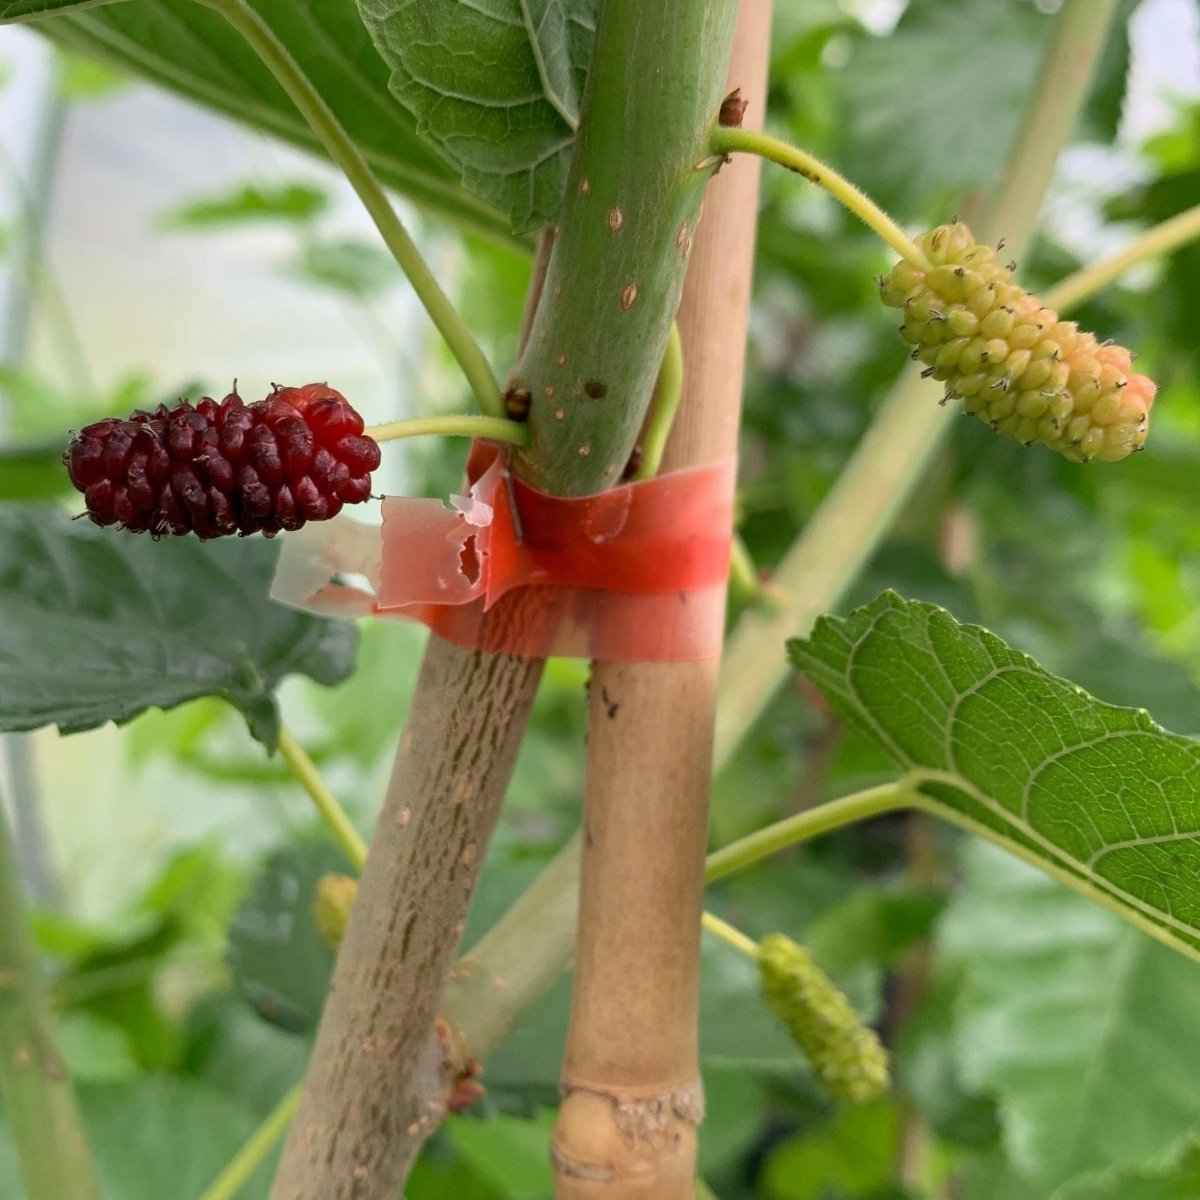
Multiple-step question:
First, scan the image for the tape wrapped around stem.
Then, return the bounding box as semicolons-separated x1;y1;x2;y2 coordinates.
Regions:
272;441;734;662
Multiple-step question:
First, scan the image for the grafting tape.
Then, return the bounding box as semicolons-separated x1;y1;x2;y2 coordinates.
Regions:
272;441;734;662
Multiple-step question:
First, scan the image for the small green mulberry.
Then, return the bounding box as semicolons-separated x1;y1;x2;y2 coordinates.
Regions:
759;933;890;1104
313;873;358;949
880;223;1155;462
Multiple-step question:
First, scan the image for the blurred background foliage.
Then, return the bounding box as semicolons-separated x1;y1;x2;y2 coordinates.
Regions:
2;0;1200;1196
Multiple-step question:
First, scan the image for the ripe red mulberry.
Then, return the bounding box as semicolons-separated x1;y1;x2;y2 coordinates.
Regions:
65;383;381;539
880;223;1155;462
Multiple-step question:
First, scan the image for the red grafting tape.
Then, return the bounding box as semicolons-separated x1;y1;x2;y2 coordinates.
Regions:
271;441;735;662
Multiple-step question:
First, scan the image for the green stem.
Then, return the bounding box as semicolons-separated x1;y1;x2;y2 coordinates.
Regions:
276;727;367;872
196;1085;301;1200
199;0;503;418
710;128;928;267
0;808;102;1200
705;782;916;882
713;0;1121;768
509;0;739;493
700;911;759;959
634;322;685;480
366;414;528;447
727;534;763;605
1044;201;1200;312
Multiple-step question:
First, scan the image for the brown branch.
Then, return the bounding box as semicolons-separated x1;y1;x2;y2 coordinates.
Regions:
270;611;544;1200
549;7;773;1195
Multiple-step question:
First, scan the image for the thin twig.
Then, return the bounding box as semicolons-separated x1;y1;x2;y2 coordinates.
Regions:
276;727;366;871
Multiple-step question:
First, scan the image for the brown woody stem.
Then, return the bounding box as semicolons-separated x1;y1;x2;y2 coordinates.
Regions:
549;8;771;1196
270;624;544;1200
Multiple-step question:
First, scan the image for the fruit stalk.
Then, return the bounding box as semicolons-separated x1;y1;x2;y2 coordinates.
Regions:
707;127;927;266
0;805;102;1200
548;7;770;1196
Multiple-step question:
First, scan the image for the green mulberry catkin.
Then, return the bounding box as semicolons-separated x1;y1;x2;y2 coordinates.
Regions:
880;223;1155;462
758;933;890;1104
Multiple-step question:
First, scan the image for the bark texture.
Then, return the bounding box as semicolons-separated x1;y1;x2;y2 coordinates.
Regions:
270;605;543;1200
550;6;772;1195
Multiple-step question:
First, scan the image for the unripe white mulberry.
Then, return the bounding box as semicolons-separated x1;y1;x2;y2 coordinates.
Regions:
881;223;1155;462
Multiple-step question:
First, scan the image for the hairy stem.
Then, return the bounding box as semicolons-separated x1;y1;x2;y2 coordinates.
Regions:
709;128;928;267
549;9;768;1197
199;0;502;417
276;727;366;871
0;806;102;1200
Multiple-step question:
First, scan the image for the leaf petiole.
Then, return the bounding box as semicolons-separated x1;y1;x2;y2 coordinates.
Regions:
705;780;917;881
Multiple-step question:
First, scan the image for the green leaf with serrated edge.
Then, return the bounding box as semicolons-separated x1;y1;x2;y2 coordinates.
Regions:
0;505;355;748
35;0;519;244
356;0;598;231
788;591;1200;964
940;843;1200;1191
